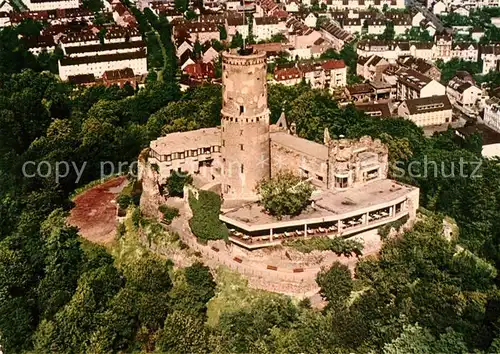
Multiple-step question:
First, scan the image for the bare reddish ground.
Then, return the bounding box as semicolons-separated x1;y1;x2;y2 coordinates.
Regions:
68;176;127;244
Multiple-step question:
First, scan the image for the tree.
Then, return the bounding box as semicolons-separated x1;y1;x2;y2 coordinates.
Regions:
174;0;188;12
218;25;227;41
157;311;210;353
316;261;353;306
383;324;469;354
256;170;313;219
380;21;395;40
165;171;193;197
230;31;244;48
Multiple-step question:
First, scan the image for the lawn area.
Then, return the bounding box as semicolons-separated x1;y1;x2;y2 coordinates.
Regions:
206;266;287;327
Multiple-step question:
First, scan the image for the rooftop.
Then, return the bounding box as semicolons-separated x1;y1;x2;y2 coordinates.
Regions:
150;127;221;155
404;95;452;115
270;131;328;160
221;179;415;230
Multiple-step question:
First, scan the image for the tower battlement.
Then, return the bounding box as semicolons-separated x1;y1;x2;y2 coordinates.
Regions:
222;49;267;66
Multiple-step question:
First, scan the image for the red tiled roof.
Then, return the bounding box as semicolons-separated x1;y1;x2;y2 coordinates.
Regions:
274;67;301;81
321;59;345;70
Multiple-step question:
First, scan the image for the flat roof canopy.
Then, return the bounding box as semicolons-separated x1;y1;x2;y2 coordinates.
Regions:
220;179;416;232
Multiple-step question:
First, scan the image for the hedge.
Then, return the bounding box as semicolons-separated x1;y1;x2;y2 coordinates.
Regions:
188;190;228;242
158;205;180;225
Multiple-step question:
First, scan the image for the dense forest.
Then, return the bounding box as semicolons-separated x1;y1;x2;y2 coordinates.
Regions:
2;14;500;354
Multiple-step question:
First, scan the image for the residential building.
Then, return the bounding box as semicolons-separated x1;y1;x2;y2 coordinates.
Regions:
319;21;354;51
434;34;452;61
396;68;445;100
58;27;147;81
356;55;390;81
447;77;482;114
451;42;478;62
174;22;220;43
253;16;282;41
354;102;393;118
480;44;500;74
397;95;452;127
183;61;215;81
366;18;386;35
226;14;249;39
409;42;435;61
483;97;500;134
398;56;441;82
273;59;347;89
273;66;302;85
24;0;78;11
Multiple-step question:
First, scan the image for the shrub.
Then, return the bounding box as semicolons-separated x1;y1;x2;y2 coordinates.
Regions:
131;207;141;229
286;237;363;257
117;194;132;210
378;215;409;240
158;205;180;225
131;181;143;205
188;190;228;242
166;171;193;197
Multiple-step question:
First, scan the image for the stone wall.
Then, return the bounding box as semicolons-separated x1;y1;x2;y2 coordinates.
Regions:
270;140;329;188
138;156;164;218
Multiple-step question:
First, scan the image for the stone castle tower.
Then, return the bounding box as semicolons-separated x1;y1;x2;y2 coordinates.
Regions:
221;49;270;200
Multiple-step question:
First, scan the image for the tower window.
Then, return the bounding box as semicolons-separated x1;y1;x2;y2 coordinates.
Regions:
222;140;225;147
240;144;244;151
241;164;244;173
239;105;244;115
240;130;243;136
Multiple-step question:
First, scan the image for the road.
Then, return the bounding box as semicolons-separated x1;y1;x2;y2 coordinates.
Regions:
407;0;446;33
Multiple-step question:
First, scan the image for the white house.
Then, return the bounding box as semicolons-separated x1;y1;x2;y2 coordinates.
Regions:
446;78;482;113
25;0;78;11
483;98;500;134
253;16;283;41
480;44;500;74
396;68;446;100
202;46;219;63
432;1;447;15
453;6;469;16
411;11;425;27
58;29;147;81
398;95;452;127
304;13;317;28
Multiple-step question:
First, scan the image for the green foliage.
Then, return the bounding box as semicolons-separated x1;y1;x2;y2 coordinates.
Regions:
188;190;228;241
316;261;353;306
436;58;482;84
383;324;469;354
165;171;193;197
230;31;244;48
378;214;409;240
117;194;132;210
256;170;313;219
379;21;395;40
286;237;364;257
218;25;227;40
159;204;180;224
